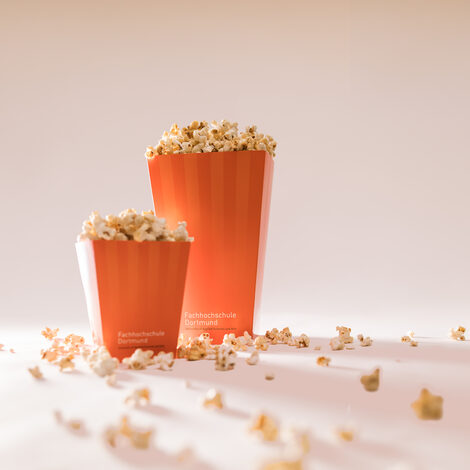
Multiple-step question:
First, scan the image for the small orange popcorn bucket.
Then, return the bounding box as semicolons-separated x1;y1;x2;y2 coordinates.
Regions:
147;150;274;343
76;239;191;359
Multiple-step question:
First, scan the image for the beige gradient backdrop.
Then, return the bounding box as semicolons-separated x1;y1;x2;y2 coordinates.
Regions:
1;0;470;333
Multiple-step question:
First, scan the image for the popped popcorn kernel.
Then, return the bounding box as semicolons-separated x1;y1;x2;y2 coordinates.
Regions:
64;334;85;347
125;388;151;407
265;373;275;381
329;337;345;351
41;327;59;340
316;356;331;367
106;374;117;386
255;336;269;351
105;416;153;449
202;389;223;409
146;121;277;158
215;345;236;371
58;355;75;372
335;428;354;442
278;327;293;344
155;351;174;371
78;209;193;243
122;349;155;370
313;346;321;351
249;413;279;441
407;330;415;338
86;346;119;377
410;340;418;347
401;335;411;343
265;328;279;344
360;368;380;392
336;326;353;344
357;334;373;347
28;366;43;379
246;350;259;366
293;334;310;348
449;326;466;341
54;410;84;433
411;388;443;420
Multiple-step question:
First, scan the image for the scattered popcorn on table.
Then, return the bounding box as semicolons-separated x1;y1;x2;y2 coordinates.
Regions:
105;416;153;450
255;336;270;351
360;368;380;392
449;326;466;341
28;366;43;379
335;427;354;442
265;328;279;344
41;327;59;340
293;334;310;348
265;373;275;381
155;351;175;371
202;389;223;410
122;349;155;370
145;121;277;158
246;350;259;366
357;334;373;347
86;346;119;377
316;356;331;367
329;337;345;351
411;388;443;420
125;388;151;407
77;209;193;242
215;345;236;371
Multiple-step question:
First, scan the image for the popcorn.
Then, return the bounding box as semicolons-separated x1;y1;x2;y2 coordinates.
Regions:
249;413;279;441
223;333;247;351
9;348;15;353
41;327;59;340
86;346;119;377
146;121;277;158
265;328;279;344
58;356;75;372
293;334;310;348
202;389;224;410
125;388;151;407
329;337;345;351
254;336;269;351
407;330;415;338
265;373;275;381
357;334;373;347
54;410;84;433
78;209;193;243
336;326;353;344
278;327;293;344
106;374;117;386
401;335;411;343
105;416;153;449
313;346;321;351
335;428;354;442
410;340;418;347
215;345;236;371
282;427;311;459
155;351;175;371
360;368;380;392
122;349;155;370
28;366;43;379
316;356;331;367
246;350;259;366
411;388;443;420
449;326;466;341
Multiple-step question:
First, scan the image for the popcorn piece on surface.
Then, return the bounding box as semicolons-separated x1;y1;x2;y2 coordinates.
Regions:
9;348;15;353
176;446;195;463
316;356;331;367
411;389;443;420
215;345;236;371
122;349;155;370
106;374;117;386
449;326;466;341
282;427;311;459
125;388;151;407
41;327;59;340
58;356;75;372
261;460;303;470
313;346;321;351
255;336;269;351
357;334;373;347
360;368;380;392
155;351;174;371
54;411;84;433
336;326;353;344
329;337;345;351
223;333;247;351
249;413;279;441
86;346;119;377
410;340;418;347
335;428;354;442
278;327;293;344
265;373;275;381
241;331;254;347
407;330;415;338
28;366;43;379
68;420;84;432
294;334;310;348
246;350;259;366
401;335;411;343
78;209;193;243
105;416;153;449
265;328;279;344
146;121;277;158
202;389;223;409
0;344;4;351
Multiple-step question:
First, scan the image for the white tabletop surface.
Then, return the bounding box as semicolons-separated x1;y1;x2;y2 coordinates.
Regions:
1;314;469;470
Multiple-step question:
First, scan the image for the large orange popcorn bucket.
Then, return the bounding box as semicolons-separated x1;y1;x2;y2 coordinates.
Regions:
147;150;274;343
76;239;191;360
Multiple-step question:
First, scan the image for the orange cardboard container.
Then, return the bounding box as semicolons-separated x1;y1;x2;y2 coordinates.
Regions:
76;239;191;359
147;150;274;343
